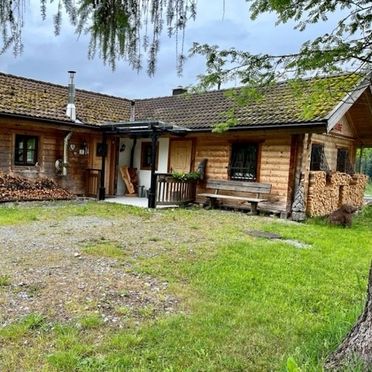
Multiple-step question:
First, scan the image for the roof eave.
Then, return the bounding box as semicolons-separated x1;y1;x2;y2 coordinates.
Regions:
100;120;191;135
184;120;328;133
0;112;101;130
325;73;371;132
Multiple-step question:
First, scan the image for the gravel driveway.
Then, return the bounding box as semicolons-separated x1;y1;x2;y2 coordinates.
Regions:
0;211;184;328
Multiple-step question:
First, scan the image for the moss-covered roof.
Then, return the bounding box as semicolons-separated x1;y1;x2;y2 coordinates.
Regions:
0;72;132;125
134;73;364;129
0;71;365;130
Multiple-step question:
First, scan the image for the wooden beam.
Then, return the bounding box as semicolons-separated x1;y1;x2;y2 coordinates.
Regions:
326;80;370;131
98;133;107;200
148;129;159;209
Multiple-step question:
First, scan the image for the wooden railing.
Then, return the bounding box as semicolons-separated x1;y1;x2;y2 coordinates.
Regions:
86;168;101;198
156;173;197;206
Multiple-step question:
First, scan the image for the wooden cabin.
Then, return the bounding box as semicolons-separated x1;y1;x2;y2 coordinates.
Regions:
0;73;131;196
0;71;371;218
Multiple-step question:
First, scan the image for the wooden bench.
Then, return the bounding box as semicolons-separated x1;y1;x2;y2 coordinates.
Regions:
198;179;272;214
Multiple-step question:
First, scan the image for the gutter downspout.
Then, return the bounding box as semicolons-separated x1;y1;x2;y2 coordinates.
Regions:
63;132;73;176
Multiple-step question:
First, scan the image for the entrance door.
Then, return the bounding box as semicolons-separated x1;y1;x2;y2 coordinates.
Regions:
169;140;193;173
88;137;116;196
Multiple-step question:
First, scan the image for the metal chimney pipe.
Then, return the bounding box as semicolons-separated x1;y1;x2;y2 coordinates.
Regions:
66;70;76;121
130;100;135;121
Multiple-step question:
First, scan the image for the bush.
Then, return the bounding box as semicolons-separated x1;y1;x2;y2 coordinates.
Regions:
171;171;200;181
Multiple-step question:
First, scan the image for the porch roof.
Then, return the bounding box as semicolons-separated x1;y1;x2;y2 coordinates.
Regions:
100;120;190;136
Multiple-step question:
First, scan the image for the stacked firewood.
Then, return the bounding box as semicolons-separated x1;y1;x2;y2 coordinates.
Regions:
0;172;74;202
307;171;368;217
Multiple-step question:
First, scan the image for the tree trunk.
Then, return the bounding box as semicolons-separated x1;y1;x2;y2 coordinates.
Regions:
325;263;372;370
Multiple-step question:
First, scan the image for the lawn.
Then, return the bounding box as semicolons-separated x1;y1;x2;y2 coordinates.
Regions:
0;201;371;371
365;181;372;195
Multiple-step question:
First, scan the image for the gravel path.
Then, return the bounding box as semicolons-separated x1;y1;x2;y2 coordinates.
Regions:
0;214;182;328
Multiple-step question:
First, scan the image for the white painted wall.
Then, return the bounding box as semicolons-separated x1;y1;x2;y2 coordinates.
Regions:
117;138;133;195
117;137;169;195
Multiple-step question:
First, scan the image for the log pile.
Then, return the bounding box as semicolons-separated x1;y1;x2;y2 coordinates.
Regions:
307;171;368;217
0;172;74;202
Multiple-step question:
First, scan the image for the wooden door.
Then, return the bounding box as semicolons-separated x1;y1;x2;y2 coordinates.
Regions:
169;140;193;173
88;137;115;195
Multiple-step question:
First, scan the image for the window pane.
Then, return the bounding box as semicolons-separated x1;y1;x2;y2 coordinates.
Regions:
15;149;24;163
230;143;257;181
26;150;35;163
140;142;158;170
337;149;348;172
310;144;324;171
145;145;151;166
14;135;38;165
27;138;36;150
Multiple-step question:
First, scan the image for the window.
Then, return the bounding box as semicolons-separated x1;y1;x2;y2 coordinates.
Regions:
140;142;158;170
336;148;349;173
229;143;258;181
310;144;324;171
96;142;108;157
14;135;38;166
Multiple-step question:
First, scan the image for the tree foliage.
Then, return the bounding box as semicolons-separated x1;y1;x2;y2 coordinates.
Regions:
1;0;370;79
358;148;372;178
0;0;196;74
192;0;371;90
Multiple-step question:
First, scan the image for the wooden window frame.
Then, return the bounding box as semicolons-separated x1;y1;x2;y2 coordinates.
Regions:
229;142;259;182
14;135;39;166
140;141;158;171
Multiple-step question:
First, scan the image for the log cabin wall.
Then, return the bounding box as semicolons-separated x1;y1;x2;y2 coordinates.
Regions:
193;131;293;208
310;134;355;171
311;115;357;170
0;117;100;195
305;115;367;216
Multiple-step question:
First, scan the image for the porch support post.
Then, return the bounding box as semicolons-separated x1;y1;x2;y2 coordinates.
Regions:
148;128;159;209
358;146;364;173
98;132;107;200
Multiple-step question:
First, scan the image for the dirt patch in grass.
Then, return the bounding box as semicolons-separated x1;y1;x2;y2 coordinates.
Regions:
0;215;179;328
0;204;261;330
1;202;372;371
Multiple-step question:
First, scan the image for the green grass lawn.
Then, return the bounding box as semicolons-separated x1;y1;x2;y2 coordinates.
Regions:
0;201;371;371
365;181;372;195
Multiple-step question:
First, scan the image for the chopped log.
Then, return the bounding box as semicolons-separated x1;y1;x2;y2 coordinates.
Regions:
325;263;372;370
120;166;136;195
0;172;74;202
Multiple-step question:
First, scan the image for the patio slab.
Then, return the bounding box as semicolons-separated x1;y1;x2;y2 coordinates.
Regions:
104;196;178;208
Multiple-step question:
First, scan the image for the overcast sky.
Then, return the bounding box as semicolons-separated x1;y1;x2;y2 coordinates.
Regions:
0;0;341;99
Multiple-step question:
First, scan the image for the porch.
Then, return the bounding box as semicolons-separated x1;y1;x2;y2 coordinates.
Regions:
105;196;180;208
105;173;198;209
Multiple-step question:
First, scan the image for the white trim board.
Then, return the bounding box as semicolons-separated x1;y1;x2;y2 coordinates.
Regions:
326;76;371;132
